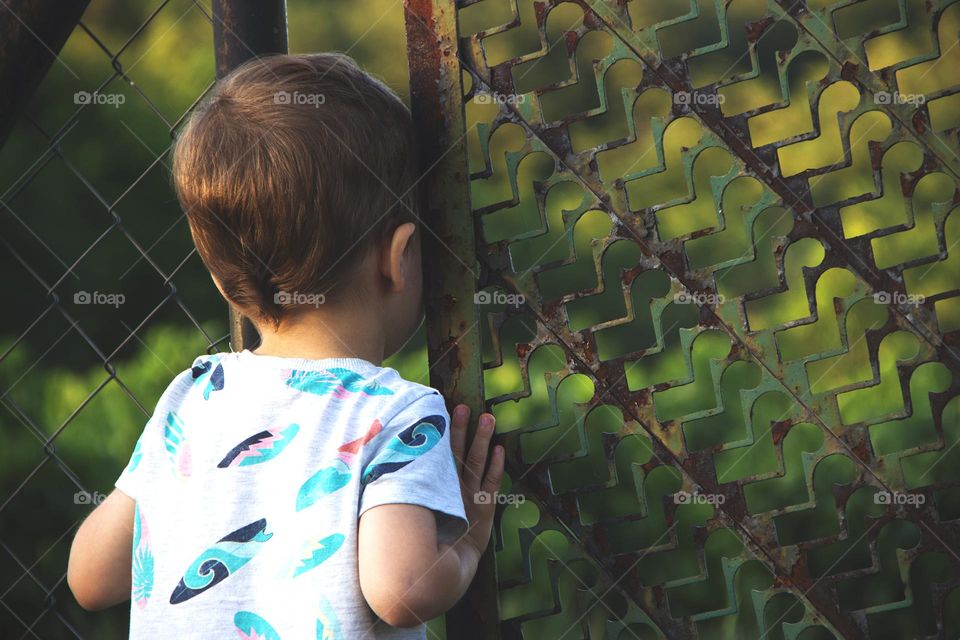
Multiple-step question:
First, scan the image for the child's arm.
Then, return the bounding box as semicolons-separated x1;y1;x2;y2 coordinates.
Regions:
67;489;135;611
358;405;504;628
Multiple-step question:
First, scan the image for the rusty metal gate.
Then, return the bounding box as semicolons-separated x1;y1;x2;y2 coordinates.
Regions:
405;0;960;638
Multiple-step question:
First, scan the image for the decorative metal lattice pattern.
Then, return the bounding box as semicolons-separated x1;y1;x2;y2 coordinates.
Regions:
406;0;960;638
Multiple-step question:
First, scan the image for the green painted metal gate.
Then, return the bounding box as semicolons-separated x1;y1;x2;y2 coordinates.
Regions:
405;0;960;638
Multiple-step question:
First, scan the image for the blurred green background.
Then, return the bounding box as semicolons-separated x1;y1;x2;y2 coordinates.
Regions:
2;0;959;638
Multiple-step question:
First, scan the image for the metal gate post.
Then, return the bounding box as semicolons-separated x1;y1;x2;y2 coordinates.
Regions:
404;1;501;638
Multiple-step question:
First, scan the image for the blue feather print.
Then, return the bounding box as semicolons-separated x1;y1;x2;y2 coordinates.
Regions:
126;437;143;474
285;368;394;398
296;461;352;511
292;533;344;577
163;412;191;477
316;596;341;639
218;423;300;468
295;419;382;511
170;519;272;604
131;504;154;610
361;414;446;485
192;359;225;400
234;611;282;640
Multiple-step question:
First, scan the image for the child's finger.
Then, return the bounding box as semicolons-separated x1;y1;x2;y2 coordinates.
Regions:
464;414;495;493
480;445;505;497
450;404;469;475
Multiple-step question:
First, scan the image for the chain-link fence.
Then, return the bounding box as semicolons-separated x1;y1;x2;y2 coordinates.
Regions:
1;1;229;636
0;2;415;637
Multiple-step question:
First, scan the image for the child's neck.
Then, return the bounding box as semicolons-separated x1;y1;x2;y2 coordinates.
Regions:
251;307;386;365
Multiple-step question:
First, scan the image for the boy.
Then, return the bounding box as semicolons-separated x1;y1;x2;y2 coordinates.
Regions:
67;53;504;638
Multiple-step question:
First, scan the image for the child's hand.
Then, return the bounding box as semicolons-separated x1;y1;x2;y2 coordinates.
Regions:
450;404;505;557
358;404;505;626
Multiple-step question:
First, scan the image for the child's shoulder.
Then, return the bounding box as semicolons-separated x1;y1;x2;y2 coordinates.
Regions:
345;362;447;420
153;350;446;421
159;351;230;400
145;352;224;403
216;351;443;410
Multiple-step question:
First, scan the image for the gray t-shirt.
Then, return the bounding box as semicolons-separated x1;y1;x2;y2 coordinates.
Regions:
116;349;468;639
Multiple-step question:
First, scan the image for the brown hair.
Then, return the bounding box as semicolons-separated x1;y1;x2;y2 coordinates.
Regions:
172;53;420;326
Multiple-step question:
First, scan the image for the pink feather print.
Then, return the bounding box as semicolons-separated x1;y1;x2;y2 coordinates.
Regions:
229;429;285;466
336;419;382;466
295;419;384;511
218;424;300;468
164;412;191;478
178;443;192;477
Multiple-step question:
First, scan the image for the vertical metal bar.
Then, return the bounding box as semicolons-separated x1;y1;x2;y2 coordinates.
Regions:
403;1;501;638
211;0;288;351
0;0;91;147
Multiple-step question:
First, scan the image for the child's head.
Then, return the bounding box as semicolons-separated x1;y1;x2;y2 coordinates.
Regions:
172;53;424;353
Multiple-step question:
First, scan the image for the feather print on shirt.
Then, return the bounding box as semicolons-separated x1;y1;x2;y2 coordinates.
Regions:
126;437;144;474
218;423;300;468
361;414;446;485
292;533;344;577
191;358;224;400
296;419;382;511
131;504;154;610
170;518;272;604
163;411;191;477
234;611;282;640
316;596;341;640
284;368;394;398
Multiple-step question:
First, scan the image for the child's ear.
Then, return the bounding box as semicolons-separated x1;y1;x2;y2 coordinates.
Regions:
380;222;417;292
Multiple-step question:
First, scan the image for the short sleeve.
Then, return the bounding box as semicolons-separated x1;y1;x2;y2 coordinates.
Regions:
114;413;158;501
114;366;193;500
359;391;468;543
